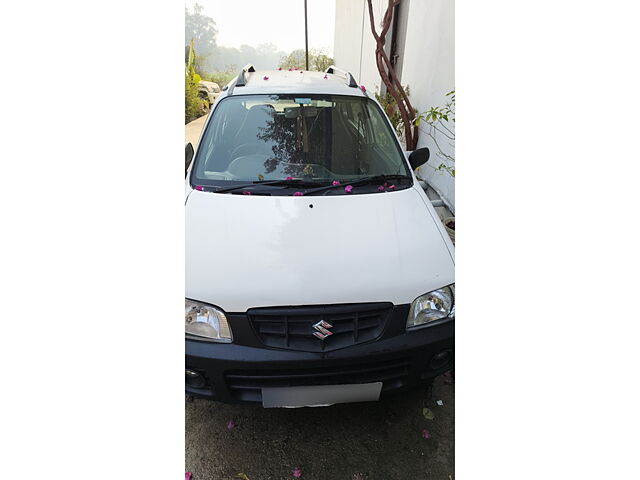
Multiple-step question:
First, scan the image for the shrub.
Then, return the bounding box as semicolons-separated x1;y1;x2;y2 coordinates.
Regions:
185;68;206;124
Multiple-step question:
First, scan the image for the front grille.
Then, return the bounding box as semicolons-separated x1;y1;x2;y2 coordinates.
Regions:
225;358;410;402
248;303;392;352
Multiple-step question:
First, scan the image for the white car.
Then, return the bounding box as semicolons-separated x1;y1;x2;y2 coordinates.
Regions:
197;81;222;106
185;65;454;407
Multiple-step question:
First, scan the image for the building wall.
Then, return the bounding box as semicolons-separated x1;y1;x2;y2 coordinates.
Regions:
402;0;455;209
334;0;386;90
334;0;455;210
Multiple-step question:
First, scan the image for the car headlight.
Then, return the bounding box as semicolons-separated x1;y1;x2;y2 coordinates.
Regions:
185;299;232;342
407;285;455;329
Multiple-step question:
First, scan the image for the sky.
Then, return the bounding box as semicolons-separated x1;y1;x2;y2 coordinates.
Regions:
186;0;336;56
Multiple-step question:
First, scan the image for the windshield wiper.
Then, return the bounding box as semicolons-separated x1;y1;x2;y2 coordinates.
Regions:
301;174;412;196
210;179;322;194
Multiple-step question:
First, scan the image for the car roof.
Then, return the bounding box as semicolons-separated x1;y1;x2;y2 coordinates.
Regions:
223;69;368;97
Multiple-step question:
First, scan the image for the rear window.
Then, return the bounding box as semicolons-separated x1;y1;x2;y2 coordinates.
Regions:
191;94;410;185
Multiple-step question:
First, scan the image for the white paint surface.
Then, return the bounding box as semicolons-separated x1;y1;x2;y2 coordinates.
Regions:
186;186;454;312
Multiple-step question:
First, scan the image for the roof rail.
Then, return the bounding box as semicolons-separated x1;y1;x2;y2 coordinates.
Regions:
325;65;358;88
226;64;256;96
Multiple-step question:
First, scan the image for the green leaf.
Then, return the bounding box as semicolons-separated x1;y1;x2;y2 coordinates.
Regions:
422;407;435;420
237;474;251;480
257;174;264;181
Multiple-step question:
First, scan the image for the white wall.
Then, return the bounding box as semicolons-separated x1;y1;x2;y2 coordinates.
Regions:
334;0;386;91
401;0;455;209
334;0;455;210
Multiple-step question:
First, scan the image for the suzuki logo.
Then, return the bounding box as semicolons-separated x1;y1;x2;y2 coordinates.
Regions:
312;320;334;340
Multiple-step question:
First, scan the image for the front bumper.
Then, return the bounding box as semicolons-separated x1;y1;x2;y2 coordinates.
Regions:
186;305;454;404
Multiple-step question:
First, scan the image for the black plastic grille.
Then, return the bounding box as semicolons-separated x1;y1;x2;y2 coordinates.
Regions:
247;303;392;352
225;358;410;402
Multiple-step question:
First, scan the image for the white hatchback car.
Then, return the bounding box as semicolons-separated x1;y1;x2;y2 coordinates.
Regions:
185;65;454;407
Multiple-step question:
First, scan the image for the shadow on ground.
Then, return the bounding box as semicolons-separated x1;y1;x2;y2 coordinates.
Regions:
186;374;454;480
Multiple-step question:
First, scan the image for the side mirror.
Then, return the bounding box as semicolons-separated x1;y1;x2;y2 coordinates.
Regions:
408;147;430;170
185;143;194;177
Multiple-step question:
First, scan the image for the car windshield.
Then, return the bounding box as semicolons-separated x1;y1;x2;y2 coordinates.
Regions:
191;94;411;188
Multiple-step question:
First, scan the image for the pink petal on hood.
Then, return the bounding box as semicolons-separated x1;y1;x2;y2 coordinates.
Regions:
263;76;269;80
359;85;366;93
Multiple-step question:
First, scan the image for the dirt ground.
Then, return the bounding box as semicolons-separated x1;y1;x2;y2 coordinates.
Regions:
185;374;454;480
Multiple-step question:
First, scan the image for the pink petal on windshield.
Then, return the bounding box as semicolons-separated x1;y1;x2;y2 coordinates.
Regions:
286;176;294;180
332;180;340;186
194;185;203;191
242;191;251;195
227;420;235;429
422;429;431;439
293;192;304;196
344;185;353;193
377;185;384;192
293;467;302;478
389;184;396;190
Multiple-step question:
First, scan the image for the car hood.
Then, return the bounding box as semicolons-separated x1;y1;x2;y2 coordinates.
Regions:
185;186;454;312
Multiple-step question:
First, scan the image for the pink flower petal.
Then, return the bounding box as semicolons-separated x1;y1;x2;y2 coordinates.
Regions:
332;180;340;186
263;76;269;80
288;68;293;71
286;176;294;180
389;184;396;190
359;85;366;93
293;192;304;196
344;185;353;193
278;67;283;70
195;185;204;191
299;70;303;73
292;467;302;478
185;473;192;480
377;185;384;192
242;191;251;195
227;420;235;429
323;74;328;79
422;429;431;439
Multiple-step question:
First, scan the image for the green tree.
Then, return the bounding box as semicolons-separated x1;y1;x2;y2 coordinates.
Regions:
185;3;218;71
278;48;334;71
